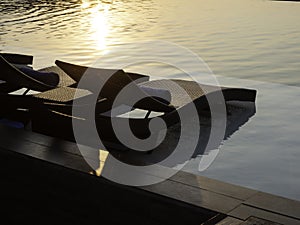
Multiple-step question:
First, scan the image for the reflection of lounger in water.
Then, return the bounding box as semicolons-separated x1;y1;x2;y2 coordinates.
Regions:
30;60;257;157
105;100;256;168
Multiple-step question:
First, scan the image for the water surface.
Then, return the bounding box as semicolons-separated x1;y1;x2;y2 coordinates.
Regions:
1;0;300;200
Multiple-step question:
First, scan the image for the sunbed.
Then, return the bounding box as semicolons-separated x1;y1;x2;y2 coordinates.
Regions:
30;60;257;153
0;54;149;126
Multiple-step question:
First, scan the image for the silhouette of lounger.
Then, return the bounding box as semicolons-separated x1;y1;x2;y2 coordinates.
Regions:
0;54;105;125
31;60;257;152
0;53;148;94
0;53;76;93
0;54;149;121
94;79;257;149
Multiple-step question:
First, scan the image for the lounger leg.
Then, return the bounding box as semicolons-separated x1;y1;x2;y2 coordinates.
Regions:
22;88;30;95
145;110;151;119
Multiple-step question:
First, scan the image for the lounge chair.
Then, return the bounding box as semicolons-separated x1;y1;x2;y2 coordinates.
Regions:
0;54;105;126
30;60;257;153
0;53;76;92
0;54;150;125
0;53;148;93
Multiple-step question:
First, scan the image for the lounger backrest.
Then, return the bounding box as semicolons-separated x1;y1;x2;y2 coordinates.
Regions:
55;60;174;112
0;55;55;92
0;53;33;65
55;60;132;97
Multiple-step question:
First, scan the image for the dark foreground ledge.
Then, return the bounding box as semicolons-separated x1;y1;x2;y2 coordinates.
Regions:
0;124;300;224
0;149;221;225
0;125;222;225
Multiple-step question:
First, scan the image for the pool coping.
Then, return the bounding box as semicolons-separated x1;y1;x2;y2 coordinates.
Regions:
1;124;299;225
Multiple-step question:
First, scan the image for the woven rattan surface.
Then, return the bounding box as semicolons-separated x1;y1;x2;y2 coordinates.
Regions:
140;79;224;108
34;87;92;103
39;66;76;87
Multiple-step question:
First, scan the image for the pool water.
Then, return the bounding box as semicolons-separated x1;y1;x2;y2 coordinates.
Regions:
1;0;300;200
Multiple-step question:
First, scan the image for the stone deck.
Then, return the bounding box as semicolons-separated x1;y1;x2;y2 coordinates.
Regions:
0;124;299;224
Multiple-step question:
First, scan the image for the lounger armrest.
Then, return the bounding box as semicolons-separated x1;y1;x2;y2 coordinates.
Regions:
0;53;33;65
101;83;174;113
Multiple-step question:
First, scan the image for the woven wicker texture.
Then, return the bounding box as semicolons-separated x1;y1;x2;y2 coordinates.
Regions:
38;66;76;87
140;79;224;108
34;87;91;103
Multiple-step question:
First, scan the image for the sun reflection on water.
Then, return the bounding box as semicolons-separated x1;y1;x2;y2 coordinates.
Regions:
81;0;91;9
81;0;112;52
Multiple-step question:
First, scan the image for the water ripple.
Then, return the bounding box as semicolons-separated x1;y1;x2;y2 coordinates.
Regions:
1;0;300;86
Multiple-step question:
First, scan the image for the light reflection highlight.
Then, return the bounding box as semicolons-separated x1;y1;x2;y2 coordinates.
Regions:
81;0;112;52
81;0;91;9
90;5;109;51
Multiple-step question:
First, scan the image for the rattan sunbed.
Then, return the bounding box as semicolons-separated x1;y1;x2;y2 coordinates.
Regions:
0;54;92;112
30;60;257;152
0;54;149;125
